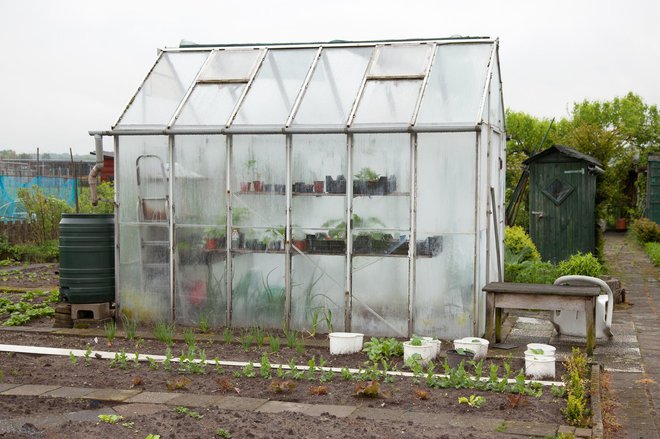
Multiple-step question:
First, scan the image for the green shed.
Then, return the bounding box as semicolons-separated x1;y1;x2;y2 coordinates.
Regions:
524;145;604;262
647;154;660;224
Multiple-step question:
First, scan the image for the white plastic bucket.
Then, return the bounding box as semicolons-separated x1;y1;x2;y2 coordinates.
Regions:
421;337;441;359
453;337;489;360
328;332;364;355
526;343;556;357
524;350;556;379
403;341;435;366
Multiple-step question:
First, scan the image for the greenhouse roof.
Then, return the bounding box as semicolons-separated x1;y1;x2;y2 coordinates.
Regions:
108;37;504;135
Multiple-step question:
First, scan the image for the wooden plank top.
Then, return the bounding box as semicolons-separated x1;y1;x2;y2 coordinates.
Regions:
482;282;600;297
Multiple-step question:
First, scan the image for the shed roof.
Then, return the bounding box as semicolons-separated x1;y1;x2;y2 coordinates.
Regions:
524;144;602;167
110;37;504;134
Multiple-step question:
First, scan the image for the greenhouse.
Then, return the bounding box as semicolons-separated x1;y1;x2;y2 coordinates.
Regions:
90;37;506;339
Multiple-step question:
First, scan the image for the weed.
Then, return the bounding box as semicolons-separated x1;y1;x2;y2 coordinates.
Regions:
309;385;328;395
216;428;232;439
458;394;485;408
495;421;508;433
551;384;566;398
174;406;203;419
269;336;281;353
120;313;137;340
154;321;175;347
104;320;116;346
222;327;233;344
198;314;210;333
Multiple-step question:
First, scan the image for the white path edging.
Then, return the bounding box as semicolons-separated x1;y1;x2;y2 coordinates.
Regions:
0;343;564;387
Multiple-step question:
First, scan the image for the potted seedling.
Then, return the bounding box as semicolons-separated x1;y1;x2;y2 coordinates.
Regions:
203;227;226;250
354;167;378;195
445;347;475;369
453;337;489;360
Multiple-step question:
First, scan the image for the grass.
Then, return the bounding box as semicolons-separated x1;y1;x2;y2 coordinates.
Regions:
644;242;660;266
154;321;176;347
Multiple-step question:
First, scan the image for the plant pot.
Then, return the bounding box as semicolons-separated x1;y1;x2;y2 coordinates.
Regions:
526;343;556;357
292;239;307;252
421;337;441;359
353;180;367;195
329;332;364;355
314;180;324;193
524;351;555;379
403;341;435;366
453;337;489;360
615;217;627;231
293;182;305;193
264;184;274;192
240;182;251;192
445;349;475;369
204;238;218;250
253;181;264;192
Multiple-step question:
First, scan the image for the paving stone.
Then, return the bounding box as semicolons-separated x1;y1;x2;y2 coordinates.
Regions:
350;407;416;423
502;420;558;437
557;425;576;435
301;403;357;418
574;427;592;437
82;388;141;402
8;413;67;428
42;386;96;399
256;400;310;414
66;407;118;423
0;383;20;392
112;403;167;417
124;391;180;404
166;393;223;407
1;384;61;396
214;396;268;411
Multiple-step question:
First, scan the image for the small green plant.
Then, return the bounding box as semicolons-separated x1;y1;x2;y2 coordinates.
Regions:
145;435;161;439
362;337;404;363
495;421;508;432
104;320;116;346
644;242;660;266
504;225;541;261
174;406;203;419
183;328;197;350
294;335;305;355
323;308;333;333
83;345;92;366
354;167;379;181
284;327;298;349
147;356;159;370
98;414;124;424
260;352;272;379
163;347;172;371
341;367;352;381
551;384;566;398
557;252;603;278
153;321;175;347
354;380;381;398
458;394;485;408
410;335;423;346
242;362;256;378
69;351;78;365
241;331;253;352
308;308;321;337
198;314;210;333
253;326;265;347
269;336;281;353
222;327;233;344
216;428;232;438
120;313;137;340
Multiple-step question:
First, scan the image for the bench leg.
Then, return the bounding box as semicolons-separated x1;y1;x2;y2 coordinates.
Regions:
585;296;596;356
495;308;503;343
485;292;495;343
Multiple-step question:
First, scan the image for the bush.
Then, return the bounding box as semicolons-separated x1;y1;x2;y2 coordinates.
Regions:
645;242;660;266
504;226;541;262
78;181;115;214
505;260;559;284
556;252;603;278
17;185;72;244
9;240;59;262
631;218;660;244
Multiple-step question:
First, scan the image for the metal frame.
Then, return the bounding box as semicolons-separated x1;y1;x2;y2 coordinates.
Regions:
167;51;215;128
113;51;165;128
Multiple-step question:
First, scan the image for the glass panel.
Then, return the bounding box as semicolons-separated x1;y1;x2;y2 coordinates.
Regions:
353;80;422;125
291;255;345;333
198;49;262;81
293;48;372;125
353;134;410;231
173;135;227;327
233;49;316;125
352;257;408;336
417;133;476;234
175;83;245;126
414;234;475;338
370;44;432;77
417;43;492;125
117;136;170;322
232;254;285;329
231;135;286;231
119;52;209;126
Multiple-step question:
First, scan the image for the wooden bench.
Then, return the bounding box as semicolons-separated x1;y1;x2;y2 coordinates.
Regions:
482;282;601;355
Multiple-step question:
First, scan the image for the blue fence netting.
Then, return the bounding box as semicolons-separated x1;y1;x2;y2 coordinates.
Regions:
0;176;76;221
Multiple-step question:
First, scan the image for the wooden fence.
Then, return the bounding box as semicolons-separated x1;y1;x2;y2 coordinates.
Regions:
0;221;35;244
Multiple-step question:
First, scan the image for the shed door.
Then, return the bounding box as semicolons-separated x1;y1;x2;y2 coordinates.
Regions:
648;159;660;224
529;162;595;262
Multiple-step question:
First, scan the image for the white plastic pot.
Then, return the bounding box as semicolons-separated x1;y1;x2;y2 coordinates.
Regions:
453;337;489;360
524;350;556;379
328;332;364;355
403;341;435;366
421;337;441;359
526;343;556;357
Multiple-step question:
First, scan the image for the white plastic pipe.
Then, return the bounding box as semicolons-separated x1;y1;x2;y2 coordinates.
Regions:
553;275;614;337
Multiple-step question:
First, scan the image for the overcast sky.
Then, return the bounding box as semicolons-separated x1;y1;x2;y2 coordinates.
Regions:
0;0;658;155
